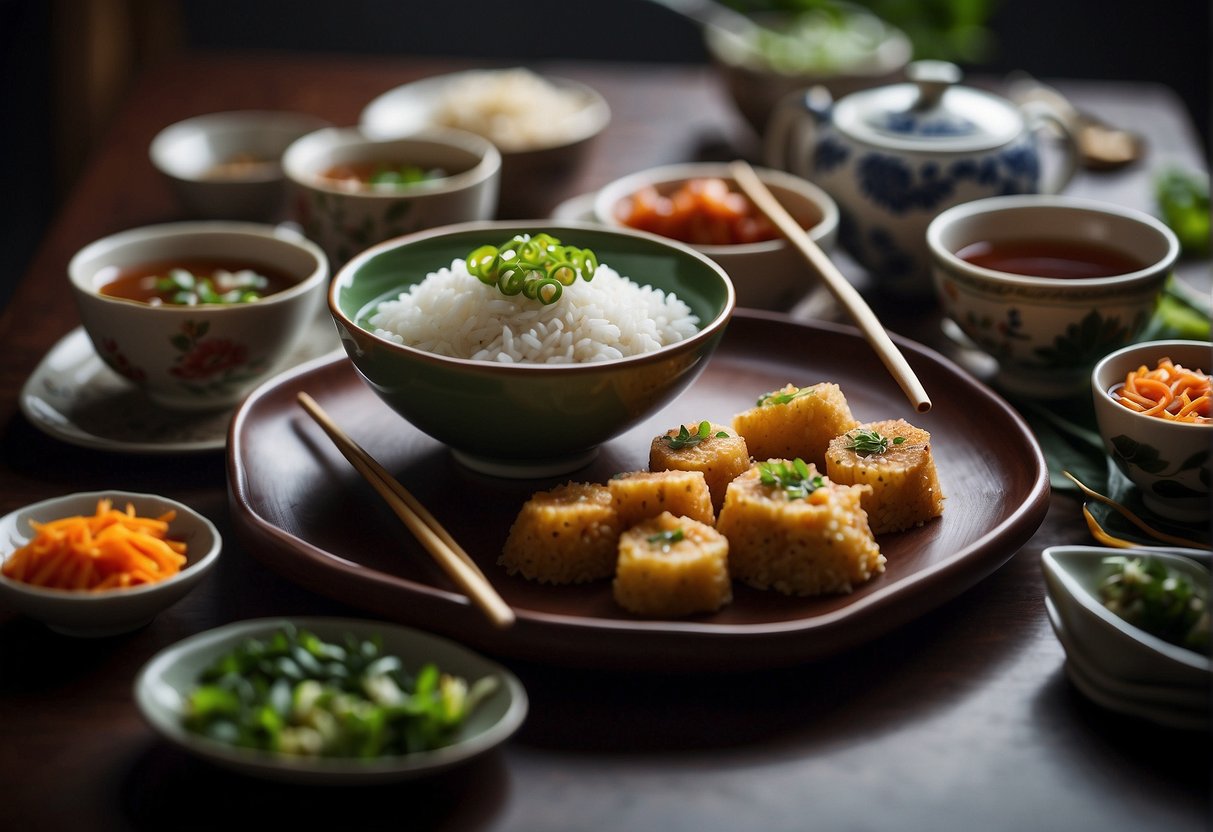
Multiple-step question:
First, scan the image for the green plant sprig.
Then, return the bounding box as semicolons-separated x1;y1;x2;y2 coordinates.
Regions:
758;458;825;500
646;528;686;551
662;421;729;450
465;233;598;305
844;428;906;457
757;386;814;406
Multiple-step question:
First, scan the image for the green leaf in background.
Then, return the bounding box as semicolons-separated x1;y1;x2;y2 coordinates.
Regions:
1155;166;1211;257
1140;275;1212;341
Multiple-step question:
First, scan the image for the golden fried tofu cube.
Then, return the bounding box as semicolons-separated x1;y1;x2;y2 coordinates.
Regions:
499;482;620;584
648;421;750;513
716;460;883;596
732;383;858;469
608;469;716;527
613;511;732;616
825;419;944;534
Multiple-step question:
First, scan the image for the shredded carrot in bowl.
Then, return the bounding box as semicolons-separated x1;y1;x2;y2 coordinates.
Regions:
1110;357;1211;423
1;498;187;591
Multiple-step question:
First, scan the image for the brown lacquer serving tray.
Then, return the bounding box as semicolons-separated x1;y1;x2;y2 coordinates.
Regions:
227;311;1049;671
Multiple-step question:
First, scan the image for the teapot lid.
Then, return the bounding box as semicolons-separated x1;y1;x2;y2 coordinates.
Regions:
832;60;1024;152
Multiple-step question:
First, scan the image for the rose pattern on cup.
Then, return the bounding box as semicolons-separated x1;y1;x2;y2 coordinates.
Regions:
167;320;266;398
99;338;147;382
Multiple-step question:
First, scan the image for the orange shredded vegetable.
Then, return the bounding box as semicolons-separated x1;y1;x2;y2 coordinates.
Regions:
1110;357;1211;423
1;499;187;591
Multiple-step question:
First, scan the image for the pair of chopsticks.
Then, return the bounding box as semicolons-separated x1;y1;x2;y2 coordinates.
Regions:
730;159;932;414
296;392;515;629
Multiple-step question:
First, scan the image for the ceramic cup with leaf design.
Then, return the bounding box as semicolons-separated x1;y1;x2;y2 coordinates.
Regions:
283;126;501;270
1091;339;1211;523
69;222;328;410
926;194;1179;399
766;60;1079;296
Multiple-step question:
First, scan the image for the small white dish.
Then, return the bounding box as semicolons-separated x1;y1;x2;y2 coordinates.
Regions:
0;491;221;637
134;617;529;784
1048;600;1209;731
20;317;341;454
1042;545;1211;688
550;191;598;223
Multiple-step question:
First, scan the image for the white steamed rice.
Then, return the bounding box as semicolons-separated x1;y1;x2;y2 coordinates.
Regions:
369;258;700;364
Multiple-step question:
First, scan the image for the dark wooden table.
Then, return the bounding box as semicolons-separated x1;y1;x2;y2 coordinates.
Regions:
1;53;1208;832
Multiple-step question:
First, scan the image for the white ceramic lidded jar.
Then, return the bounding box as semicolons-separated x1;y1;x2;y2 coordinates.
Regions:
766;60;1079;296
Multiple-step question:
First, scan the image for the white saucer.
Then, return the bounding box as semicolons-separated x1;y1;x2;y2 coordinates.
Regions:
20;317;342;454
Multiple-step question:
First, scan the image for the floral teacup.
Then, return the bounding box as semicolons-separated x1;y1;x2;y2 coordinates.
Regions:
283;126;500;270
926;195;1179;399
69;222;328;410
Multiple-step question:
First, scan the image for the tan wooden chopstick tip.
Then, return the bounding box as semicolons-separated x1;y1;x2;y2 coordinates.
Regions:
729;160;932;413
296;392;516;628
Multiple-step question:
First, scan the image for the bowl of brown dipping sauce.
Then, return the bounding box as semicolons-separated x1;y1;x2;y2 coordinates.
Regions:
150;111;331;222
926;195;1179;399
69;222;328;410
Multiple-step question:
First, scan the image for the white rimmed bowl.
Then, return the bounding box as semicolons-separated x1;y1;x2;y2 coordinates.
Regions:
134;616;528;784
592;162;839;311
1041;545;1211;689
0;491;221;637
360;68;610;218
282;126;501;270
69;221;329;410
1091;339;1212;522
150;110;331;221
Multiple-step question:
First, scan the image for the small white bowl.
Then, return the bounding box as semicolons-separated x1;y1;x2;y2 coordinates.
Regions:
360;68;610;218
592;162;839;310
1091;339;1212;522
282;126;501;270
150;111;331;221
1041;545;1211;688
134;617;528;784
0;491;221;637
69;221;329;410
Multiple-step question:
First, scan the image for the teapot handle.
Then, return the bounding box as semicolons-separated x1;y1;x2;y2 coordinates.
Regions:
763;87;831;178
1022;99;1080;194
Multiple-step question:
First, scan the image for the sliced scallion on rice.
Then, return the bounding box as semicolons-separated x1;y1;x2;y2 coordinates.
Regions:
465;233;598;305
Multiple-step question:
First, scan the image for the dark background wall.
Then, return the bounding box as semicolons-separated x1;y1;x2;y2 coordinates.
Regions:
2;0;1210;313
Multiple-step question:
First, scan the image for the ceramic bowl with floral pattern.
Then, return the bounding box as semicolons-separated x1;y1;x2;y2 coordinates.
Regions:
283;126;500;271
1091;339;1211;523
927;195;1179;399
69;222;328;411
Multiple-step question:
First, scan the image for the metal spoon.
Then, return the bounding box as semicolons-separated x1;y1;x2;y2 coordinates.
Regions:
1007;73;1145;171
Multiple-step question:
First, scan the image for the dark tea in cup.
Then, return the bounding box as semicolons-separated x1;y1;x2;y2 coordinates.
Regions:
955;238;1144;279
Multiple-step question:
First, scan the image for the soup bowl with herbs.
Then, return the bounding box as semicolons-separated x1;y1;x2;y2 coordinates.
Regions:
69;222;328;410
283;126;501;270
330;221;735;478
927;195;1179;399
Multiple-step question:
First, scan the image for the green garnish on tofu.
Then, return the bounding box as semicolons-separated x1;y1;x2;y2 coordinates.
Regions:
662;421;729;450
758;458;824;500
757;387;814;406
844;428;906;457
646;528;685;550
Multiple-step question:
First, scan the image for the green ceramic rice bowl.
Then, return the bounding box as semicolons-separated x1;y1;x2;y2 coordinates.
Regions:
329;220;735;477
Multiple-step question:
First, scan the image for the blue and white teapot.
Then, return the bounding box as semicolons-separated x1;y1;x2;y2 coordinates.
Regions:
766;60;1078;296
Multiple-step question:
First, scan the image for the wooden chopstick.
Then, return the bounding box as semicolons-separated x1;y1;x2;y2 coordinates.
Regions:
729;159;933;414
296;392;515;629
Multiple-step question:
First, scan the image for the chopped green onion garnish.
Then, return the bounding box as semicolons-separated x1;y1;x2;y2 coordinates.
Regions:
757;387;814;406
464;233;597;305
646;528;685;550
